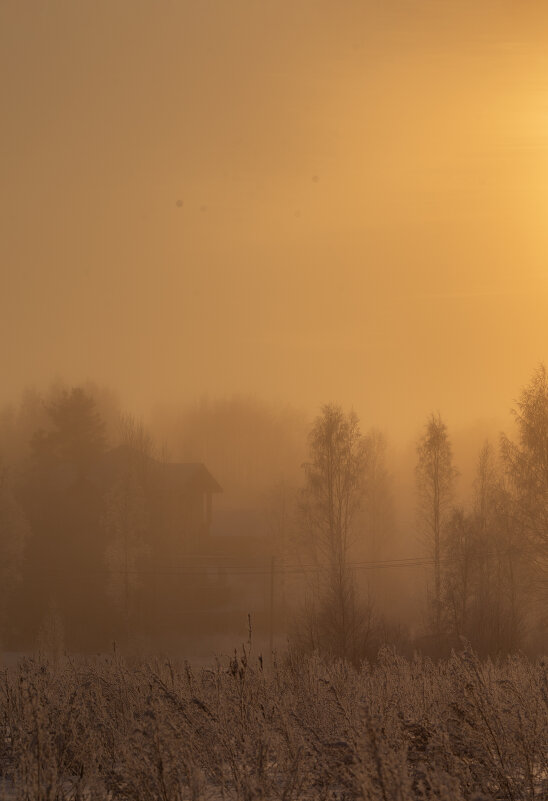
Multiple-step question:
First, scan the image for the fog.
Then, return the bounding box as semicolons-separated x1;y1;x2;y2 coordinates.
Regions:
1;2;547;664
3;7;548;798
2;1;548;442
0;375;541;657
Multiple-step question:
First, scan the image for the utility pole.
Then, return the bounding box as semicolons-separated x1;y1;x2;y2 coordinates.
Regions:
269;555;275;658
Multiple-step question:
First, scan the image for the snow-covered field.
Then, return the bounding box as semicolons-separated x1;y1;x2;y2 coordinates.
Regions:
0;647;546;800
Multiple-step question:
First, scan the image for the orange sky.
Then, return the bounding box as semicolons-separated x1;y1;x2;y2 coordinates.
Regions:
2;1;548;438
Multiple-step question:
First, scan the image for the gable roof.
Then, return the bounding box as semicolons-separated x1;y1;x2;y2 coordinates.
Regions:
45;445;222;494
161;461;222;493
102;445;222;492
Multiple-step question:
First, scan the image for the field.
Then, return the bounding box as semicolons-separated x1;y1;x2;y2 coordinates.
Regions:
0;646;547;800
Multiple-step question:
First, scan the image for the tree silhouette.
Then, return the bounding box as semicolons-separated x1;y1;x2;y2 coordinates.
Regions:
23;387;108;649
300;404;372;661
502;364;548;626
31;387;106;478
416;413;457;636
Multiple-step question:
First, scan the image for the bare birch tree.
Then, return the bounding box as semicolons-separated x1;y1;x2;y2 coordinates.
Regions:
299;404;371;661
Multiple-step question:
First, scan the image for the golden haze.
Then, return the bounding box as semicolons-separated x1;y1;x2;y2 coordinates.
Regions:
1;1;547;437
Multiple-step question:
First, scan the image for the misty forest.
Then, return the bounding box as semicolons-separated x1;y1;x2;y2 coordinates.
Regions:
2;1;548;799
0;367;546;661
0;367;547;799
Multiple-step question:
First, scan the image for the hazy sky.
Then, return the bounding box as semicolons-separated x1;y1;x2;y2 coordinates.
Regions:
2;1;548;437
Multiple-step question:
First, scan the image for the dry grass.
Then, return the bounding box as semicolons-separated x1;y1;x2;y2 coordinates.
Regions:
0;645;547;800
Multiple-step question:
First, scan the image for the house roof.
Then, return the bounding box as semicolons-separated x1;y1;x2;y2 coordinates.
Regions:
105;445;222;493
161;461;222;493
43;445;222;494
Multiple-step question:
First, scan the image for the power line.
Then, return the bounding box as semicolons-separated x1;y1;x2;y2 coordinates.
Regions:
9;546;542;579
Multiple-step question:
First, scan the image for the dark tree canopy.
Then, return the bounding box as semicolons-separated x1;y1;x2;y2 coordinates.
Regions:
31;387;107;475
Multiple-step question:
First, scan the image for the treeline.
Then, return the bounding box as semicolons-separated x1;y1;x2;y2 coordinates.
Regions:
0;386;308;652
0;387;141;651
415;366;547;655
292;365;547;661
0;367;546;657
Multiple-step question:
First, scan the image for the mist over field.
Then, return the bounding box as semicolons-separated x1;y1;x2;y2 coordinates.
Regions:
1;1;547;799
